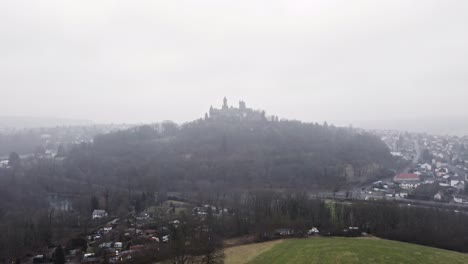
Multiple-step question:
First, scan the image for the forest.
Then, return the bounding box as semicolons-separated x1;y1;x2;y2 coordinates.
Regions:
65;115;394;194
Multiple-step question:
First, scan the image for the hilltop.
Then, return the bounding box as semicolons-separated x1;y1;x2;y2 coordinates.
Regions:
66;98;394;192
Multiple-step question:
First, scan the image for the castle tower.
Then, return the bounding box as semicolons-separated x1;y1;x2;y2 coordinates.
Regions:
239;100;246;110
222;97;228;110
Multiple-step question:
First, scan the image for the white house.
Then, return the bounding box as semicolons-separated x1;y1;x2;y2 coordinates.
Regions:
397;192;408;198
92;209;108;219
400;182;420;189
434;192;443;201
0;160;9;168
307;227;320;235
453;195;468;204
420;163;432;171
450;180;465;191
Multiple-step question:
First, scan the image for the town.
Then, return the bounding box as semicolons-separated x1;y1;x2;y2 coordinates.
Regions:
359;130;468;204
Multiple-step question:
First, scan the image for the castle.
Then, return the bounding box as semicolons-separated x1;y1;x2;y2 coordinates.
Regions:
206;97;271;122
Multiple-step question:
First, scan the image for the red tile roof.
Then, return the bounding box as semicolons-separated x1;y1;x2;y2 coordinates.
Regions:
394;173;419;180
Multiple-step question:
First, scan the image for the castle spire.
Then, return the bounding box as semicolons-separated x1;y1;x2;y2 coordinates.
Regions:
222;97;228;110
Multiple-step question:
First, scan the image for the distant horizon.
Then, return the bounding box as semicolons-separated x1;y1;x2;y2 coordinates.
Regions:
1;110;467;137
2;1;468;130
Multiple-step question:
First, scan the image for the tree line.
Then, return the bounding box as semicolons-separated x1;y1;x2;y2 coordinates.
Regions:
204;191;468;252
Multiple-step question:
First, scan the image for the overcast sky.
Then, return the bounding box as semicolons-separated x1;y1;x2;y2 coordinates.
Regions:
1;0;467;129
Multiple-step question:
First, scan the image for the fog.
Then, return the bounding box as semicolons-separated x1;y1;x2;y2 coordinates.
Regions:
1;0;467;133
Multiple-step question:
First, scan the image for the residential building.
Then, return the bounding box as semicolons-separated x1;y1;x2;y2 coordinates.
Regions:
92;209;108;219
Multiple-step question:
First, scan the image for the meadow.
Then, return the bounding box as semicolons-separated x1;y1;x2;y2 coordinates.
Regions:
225;237;468;264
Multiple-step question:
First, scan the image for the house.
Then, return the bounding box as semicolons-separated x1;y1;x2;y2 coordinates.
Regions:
114;242;123;250
399;182;420;189
0;160;9;168
423;179;435;184
436;168;449;177
396;192;408;198
92;209;108;219
421;163;432;171
453;195;468;204
394;173;420;183
394;174;421;189
307;227;319;235
450;180;465;191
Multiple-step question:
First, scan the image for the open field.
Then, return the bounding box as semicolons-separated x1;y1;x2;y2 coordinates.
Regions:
225;240;283;264
225;237;468;264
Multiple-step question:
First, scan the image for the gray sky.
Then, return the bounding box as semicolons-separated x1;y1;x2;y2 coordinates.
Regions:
1;0;467;129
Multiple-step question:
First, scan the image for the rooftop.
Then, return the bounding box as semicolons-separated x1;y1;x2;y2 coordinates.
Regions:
394;173;420;180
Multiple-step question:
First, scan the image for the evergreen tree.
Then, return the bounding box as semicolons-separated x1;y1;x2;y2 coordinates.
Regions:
53;245;65;264
91;196;99;211
8;152;21;169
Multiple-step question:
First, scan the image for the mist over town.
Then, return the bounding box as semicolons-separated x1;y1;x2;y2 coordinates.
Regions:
1;1;468;264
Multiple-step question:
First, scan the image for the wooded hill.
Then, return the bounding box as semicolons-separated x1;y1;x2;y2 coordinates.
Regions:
65;104;394;193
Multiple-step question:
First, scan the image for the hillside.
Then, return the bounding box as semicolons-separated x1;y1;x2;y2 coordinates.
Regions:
66;101;394;192
226;237;468;264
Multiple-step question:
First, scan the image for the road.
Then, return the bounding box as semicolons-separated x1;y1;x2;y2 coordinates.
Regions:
403;138;422;173
309;192;468;216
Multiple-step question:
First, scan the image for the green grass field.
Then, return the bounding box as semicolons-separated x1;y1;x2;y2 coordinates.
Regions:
225;237;468;264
